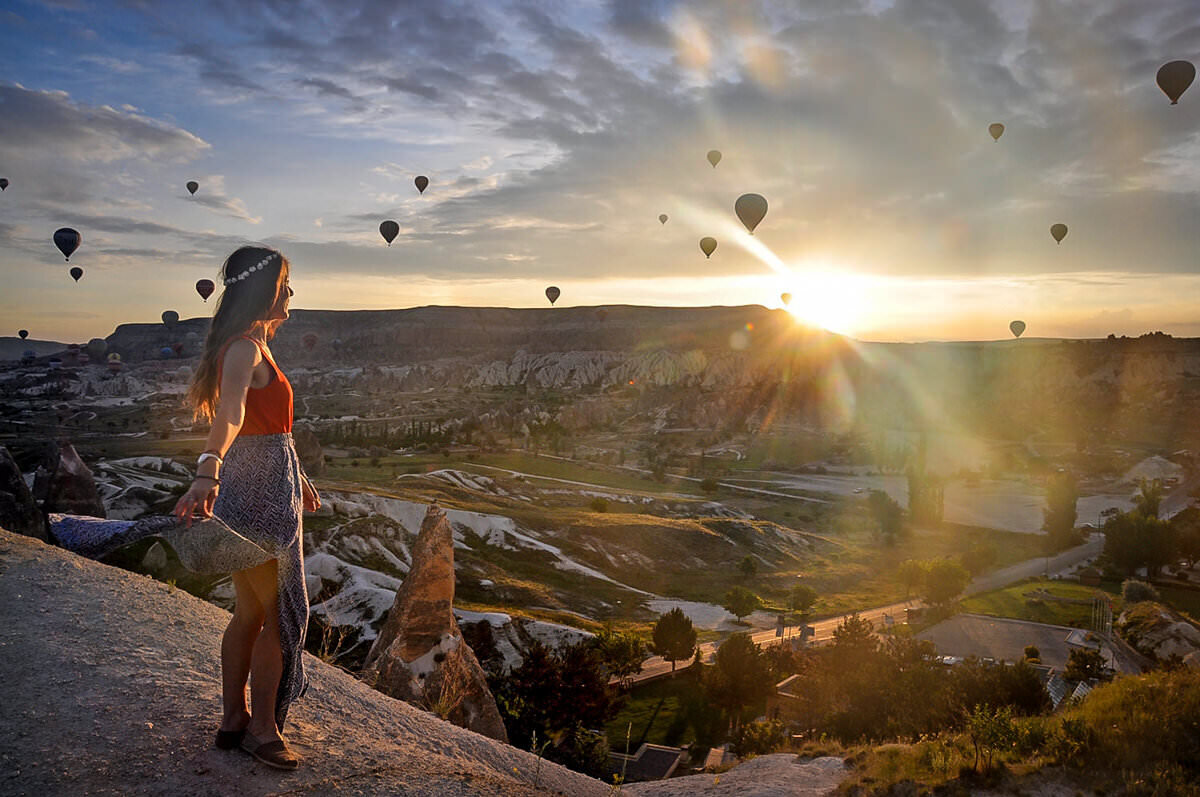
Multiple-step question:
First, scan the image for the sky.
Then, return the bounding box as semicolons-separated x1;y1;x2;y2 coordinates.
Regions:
0;0;1197;343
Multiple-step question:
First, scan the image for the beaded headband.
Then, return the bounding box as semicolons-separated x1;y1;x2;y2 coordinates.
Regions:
222;252;278;286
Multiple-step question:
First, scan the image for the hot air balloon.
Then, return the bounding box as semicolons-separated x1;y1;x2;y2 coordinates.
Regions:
0;178;8;191
1010;320;1026;338
1050;223;1068;244
706;150;722;168
659;214;668;225
988;123;1005;141
69;267;83;282
162;310;179;330
1157;60;1195;105
735;193;768;234
303;333;318;351
186;181;199;195
380;220;399;245
700;237;717;259
107;352;121;363
545;286;561;305
780;293;792;306
331;338;343;353
160;346;174;359
195;279;215;302
18;329;28;340
172;342;184;356
185;331;200;345
415;175;429;194
107;360;123;375
87;338;107;359
54;228;81;261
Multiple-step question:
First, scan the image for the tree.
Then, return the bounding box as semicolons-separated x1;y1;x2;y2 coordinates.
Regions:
738;555;758;580
650;608;697;676
897;559;926;599
591;627;647;686
922;559;970;606
907;468;944;527
832;613;878;659
705;633;772;729
1104;510;1176;577
789;584;818;619
1134;478;1164;518
1064;648;1108;682
722;586;762;623
1023;645;1040;662
868;489;904;544
1043;470;1080;551
1169;506;1200;568
966;704;1016;773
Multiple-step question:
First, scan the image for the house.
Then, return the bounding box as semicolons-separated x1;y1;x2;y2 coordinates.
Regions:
1077;567;1102;587
765;673;808;728
606;743;687;782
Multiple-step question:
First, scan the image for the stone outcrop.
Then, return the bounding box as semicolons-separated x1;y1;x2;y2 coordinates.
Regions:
362;504;508;742
32;441;106;518
292;422;326;476
0;527;608;796
0;446;47;541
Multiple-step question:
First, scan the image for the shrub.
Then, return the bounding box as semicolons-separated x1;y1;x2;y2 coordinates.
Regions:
700;477;719;494
1122;579;1160;604
1023;645;1040;661
588;497;608;513
728;719;786;757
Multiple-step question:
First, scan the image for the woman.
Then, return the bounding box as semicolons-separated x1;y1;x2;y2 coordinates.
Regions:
173;245;320;770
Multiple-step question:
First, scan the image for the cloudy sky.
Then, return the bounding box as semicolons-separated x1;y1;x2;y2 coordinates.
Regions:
1;0;1197;343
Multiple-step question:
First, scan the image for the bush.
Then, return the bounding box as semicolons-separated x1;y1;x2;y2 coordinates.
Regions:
1023;645;1040;661
589;497;609;513
1122;579;1160;604
700;477;719;494
729;719;786;757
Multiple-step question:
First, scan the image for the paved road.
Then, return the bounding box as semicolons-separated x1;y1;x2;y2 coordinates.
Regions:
620;534;1106;686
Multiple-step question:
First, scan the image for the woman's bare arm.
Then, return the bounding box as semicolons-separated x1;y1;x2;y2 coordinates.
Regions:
173;339;260;525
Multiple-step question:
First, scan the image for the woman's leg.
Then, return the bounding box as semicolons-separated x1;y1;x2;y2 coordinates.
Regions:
241;558;285;740
221;568;267;732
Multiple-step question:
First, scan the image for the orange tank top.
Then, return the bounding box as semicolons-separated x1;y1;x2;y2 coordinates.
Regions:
218;335;293;436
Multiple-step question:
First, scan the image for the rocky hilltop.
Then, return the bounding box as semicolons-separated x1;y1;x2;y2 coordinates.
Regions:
0;527;610;796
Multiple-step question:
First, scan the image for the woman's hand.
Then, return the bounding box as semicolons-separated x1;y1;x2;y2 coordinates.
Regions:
173;479;219;527
301;475;321;513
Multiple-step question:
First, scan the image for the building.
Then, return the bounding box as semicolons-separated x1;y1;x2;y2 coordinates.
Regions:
606;743;687;782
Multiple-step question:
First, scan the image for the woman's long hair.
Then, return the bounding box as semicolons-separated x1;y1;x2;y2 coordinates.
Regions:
187;246;290;420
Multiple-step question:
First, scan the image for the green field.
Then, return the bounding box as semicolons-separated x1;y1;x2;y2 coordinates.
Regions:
960;579;1123;627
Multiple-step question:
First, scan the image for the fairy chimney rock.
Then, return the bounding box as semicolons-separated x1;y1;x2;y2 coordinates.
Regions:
362;504;508;742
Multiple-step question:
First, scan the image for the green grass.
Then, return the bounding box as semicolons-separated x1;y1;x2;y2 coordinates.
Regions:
960;578;1122;627
1157;584;1200;621
605;673;698;751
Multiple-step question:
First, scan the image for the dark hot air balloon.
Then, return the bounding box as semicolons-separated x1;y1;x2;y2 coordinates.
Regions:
1157;60;1195;105
54;228;81;261
706;150;722;168
989;123;1005;141
0;178;8;191
699;237;717;259
1050;223;1068;244
69;266;83;282
735;193;768;234
415;175;429;194
379;220;399;245
160;346;174;359
1010;320;1026;338
545;286;561;305
18;329;28;340
780;293;792;306
659;214;668;224
186;181;199;195
303;333;318;351
196;279;215;301
172;342;184;356
162;310;179;329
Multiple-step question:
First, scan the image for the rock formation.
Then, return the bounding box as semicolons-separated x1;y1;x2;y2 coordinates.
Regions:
32;441;106;518
362;504;508;742
0;446;48;541
292;421;326;476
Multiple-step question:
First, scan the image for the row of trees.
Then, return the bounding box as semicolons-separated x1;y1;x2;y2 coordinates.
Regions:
1103;479;1200;576
897;557;971;605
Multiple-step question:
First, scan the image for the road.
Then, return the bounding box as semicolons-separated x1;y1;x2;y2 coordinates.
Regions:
619;534;1106;686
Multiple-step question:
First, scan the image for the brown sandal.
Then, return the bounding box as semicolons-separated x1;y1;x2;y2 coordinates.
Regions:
240;731;300;771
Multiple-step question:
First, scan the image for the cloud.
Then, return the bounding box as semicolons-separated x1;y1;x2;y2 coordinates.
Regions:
0;83;210;163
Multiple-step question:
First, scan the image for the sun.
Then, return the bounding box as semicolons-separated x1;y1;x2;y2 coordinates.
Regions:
783;266;872;336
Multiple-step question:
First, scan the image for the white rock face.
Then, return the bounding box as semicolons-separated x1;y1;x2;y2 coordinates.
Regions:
624;753;846;796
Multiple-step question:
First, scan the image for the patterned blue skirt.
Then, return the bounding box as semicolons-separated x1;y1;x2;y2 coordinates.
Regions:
51;432;309;730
